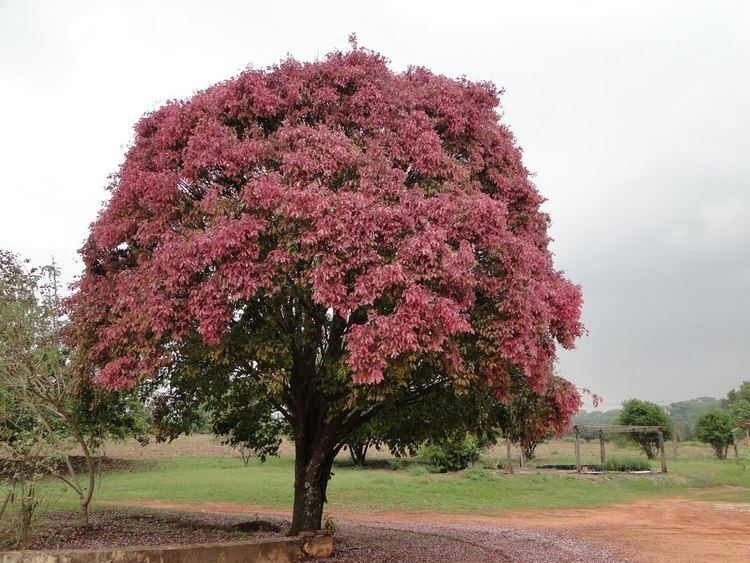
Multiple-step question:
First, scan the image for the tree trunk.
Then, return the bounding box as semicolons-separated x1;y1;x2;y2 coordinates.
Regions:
0;482;14;523
290;439;335;535
79;502;90;527
17;499;34;550
348;443;368;466
522;442;538;460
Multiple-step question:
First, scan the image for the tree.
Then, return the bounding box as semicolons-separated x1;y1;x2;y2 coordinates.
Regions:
617;400;672;459
0;384;56;549
499;372;582;459
722;381;750;410
667;397;720;440
721;382;750;426
696;410;735;459
0;251;148;528
68;43;584;533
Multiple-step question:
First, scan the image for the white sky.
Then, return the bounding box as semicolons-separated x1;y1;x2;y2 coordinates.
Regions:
1;0;748;408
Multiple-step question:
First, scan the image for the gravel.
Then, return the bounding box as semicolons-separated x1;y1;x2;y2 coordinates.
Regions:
327;520;625;562
2;508;624;561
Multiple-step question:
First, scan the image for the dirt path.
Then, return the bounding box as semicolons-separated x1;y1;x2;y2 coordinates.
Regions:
107;495;750;562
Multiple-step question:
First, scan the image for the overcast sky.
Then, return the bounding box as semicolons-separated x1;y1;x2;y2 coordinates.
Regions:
1;1;748;408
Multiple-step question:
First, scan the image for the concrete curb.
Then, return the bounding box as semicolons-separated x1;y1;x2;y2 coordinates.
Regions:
1;532;333;562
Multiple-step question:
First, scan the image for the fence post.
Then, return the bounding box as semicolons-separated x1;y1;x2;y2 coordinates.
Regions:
506;436;513;475
658;429;667;473
599;429;606;465
574;426;581;473
733;434;739;461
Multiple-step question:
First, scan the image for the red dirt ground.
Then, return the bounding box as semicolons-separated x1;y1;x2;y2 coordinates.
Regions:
108;492;750;562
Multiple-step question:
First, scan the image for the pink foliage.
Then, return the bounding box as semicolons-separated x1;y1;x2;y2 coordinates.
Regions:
69;46;583;406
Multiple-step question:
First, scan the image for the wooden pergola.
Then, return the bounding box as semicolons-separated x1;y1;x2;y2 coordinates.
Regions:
571;424;668;474
733;419;750;447
730;419;750;460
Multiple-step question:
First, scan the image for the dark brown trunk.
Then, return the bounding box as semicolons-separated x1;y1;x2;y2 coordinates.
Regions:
349;443;368;466
289;438;335;535
17;498;34;549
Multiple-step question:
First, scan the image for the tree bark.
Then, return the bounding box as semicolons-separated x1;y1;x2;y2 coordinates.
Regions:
17;494;34;550
287;342;340;535
290;438;335;535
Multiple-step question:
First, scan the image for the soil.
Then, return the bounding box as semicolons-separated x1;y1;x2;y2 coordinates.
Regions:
0;508;285;551
106;493;750;562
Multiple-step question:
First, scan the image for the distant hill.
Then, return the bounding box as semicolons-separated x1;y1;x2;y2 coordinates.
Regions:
668;396;720;438
573;409;621;426
573;397;720;440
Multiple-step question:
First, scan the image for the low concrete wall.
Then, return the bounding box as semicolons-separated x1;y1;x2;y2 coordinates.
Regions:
1;532;333;563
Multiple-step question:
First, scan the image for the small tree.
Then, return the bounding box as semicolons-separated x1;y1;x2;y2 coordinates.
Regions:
0;385;56;549
728;398;750;426
499;373;582;459
618;399;672;459
696;410;734;459
0;251;148;528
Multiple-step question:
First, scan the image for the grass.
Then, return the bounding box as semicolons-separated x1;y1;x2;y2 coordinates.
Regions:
12;438;750;518
83;457;749;515
602;456;652;472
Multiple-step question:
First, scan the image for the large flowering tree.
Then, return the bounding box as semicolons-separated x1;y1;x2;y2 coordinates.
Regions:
69;43;583;532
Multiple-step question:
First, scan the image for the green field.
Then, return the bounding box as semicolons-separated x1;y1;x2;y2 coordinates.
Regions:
7;437;749;520
86;455;748;514
37;437;737;515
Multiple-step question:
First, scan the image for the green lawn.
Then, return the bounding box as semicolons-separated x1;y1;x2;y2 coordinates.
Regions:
86;453;750;515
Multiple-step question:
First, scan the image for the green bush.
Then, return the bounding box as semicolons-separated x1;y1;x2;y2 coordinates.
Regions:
388;458;406;471
696;410;735;459
462;466;494;481
421;435;481;473
602;456;651;472
617;399;672;459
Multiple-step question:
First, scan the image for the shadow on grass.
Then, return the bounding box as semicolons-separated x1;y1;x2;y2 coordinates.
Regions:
332;457;427;471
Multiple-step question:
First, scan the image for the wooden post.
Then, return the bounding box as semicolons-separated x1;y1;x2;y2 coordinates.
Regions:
574;426;581;473
599;429;606;465
519;447;525;469
733;434;739;461
658;429;667;473
505;436;513;475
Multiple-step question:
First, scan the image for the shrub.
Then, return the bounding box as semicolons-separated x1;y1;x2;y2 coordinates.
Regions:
618;400;672;459
696;410;735;459
602;456;651;472
462;466;493;481
388;458;406;471
421;435;481;473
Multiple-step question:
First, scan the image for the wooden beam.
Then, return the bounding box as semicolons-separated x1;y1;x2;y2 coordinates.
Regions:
658;430;667;473
574;426;581;473
505;436;513;475
573;424;665;433
599;429;605;464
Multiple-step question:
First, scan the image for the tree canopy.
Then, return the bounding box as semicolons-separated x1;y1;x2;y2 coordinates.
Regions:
68;43;583;532
617;399;672;459
696;409;735;459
